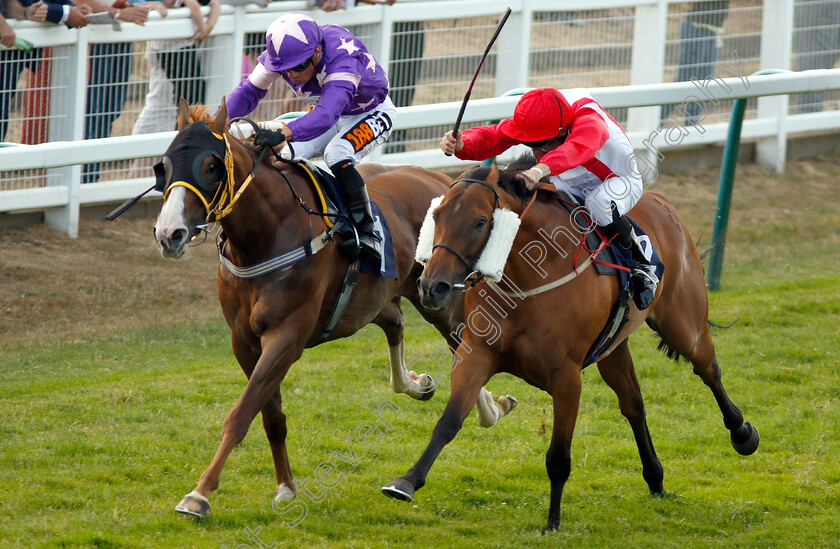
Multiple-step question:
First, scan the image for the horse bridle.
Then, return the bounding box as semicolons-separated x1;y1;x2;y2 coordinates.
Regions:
431;177;500;290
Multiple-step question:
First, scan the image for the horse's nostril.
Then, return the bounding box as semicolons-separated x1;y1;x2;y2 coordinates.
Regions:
432;281;452;299
170;229;187;246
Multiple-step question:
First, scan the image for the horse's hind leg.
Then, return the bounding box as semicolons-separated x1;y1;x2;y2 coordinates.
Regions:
374;298;436;400
475;388;517;428
597;340;664;494
653;311;760;455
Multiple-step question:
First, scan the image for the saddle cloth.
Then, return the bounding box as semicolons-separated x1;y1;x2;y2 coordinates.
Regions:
290;159;398;279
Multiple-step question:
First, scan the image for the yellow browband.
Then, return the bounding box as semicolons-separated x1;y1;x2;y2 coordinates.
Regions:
162;134;334;227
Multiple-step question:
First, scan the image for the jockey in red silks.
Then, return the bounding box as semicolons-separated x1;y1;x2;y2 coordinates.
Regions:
226;13;395;262
440;87;659;310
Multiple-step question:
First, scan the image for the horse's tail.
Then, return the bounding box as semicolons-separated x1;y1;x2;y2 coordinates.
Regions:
697;226;726;264
653;318;738;362
708;318;738;333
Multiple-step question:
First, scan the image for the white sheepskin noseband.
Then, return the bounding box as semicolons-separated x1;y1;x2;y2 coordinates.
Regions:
473;208;520;281
415;196;521;282
415;194;444;264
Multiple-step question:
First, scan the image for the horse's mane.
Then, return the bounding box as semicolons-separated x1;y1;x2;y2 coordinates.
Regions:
188;105;212;123
461;153;554;203
186;105;276;168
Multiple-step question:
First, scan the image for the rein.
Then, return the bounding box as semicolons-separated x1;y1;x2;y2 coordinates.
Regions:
439;177;600;296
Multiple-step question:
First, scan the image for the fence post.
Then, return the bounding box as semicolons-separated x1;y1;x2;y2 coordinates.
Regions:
494;6;528;96
44;30;87;238
627;0;667;185
756;0;794;172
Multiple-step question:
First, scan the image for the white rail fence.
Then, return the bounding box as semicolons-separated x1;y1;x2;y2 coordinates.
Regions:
1;0;838;237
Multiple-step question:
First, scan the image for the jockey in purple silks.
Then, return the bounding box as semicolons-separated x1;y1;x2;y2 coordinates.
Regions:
226;12;395;261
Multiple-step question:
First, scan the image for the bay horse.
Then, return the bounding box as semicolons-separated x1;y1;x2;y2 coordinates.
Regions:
153;99;515;518
382;161;760;532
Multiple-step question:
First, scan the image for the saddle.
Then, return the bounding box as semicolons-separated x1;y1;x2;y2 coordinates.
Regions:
549;190;662;366
286;158;397;279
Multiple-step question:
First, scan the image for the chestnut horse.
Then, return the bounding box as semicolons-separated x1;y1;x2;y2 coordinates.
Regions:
153;99;515;517
382;162;760;532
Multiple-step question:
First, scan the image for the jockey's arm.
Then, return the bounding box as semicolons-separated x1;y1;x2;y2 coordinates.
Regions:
226;63;280;120
538;110;609;176
284;79;355;142
455;123;520;161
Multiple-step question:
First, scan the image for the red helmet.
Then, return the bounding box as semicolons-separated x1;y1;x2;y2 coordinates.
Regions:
499;88;572;142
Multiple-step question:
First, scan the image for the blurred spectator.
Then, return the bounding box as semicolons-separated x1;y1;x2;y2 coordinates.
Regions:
74;0;155;182
663;1;729;125
793;0;840;113
1;0;89;142
157;0;219;108
128;0;220;178
1;0;33;141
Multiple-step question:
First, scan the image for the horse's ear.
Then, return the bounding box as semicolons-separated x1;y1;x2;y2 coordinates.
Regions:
212;96;229;134
176;98;191;129
487;163;500;185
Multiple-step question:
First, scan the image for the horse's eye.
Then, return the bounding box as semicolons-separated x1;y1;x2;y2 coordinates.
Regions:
201;157;222;184
476;217;488;229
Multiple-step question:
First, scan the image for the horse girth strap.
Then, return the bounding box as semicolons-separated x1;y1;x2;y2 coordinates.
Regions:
217;224;335;279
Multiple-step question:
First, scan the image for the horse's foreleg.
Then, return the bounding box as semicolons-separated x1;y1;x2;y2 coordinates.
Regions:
543;365;583;533
382;347;493;502
376;300;436;401
597;340;664;494
226;334;296;502
175;330;304;518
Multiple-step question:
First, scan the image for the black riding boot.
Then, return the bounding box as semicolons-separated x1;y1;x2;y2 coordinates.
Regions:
601;210;659;310
331;161;382;262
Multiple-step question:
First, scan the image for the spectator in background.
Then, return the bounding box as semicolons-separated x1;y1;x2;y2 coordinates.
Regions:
73;0;154;182
1;0;89;141
323;0;424;154
662;1;729;125
128;0;220;178
793;0;840;113
156;0;219;108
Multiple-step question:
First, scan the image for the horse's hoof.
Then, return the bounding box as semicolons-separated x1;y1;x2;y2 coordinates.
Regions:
731;421;760;455
501;394;517;415
418;374;436;401
274;483;296;503
542;521;560;534
175;491;211;518
382;478;415;502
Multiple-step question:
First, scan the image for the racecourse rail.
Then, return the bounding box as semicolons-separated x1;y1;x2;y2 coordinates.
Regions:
0;0;839;238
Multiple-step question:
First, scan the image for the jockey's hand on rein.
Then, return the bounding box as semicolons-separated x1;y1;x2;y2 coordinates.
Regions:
253;128;286;148
517;167;545;190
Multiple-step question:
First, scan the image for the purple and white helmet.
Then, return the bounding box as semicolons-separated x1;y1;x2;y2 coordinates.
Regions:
264;13;324;72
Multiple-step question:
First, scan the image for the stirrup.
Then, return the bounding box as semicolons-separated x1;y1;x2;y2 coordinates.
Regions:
338;225;381;261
